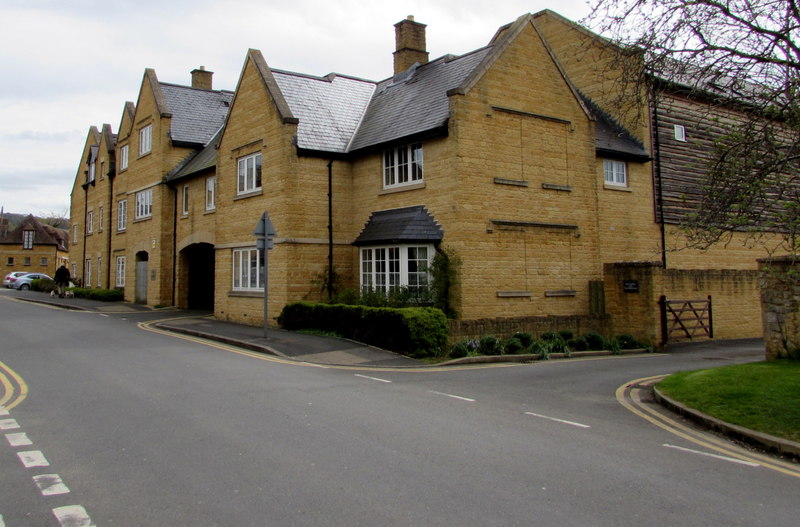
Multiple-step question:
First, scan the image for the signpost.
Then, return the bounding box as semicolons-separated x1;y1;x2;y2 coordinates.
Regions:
253;212;277;338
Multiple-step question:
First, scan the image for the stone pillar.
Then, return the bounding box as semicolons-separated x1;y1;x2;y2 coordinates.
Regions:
758;256;800;360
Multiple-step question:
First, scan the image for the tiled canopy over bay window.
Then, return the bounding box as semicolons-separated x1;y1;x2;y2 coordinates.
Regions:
354;206;443;293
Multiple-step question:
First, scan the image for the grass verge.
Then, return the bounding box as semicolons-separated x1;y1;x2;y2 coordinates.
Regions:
657;360;800;443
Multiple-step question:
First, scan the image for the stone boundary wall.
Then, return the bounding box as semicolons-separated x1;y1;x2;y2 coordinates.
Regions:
758;256;800;360
604;262;762;348
448;314;609;346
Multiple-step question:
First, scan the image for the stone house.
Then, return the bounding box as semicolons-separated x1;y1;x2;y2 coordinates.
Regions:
1;215;69;280
69;11;782;345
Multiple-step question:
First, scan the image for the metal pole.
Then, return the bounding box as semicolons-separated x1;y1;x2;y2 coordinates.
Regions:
268;236;269;338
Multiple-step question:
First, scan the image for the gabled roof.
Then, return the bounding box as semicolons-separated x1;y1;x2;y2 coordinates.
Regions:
354;206;444;246
167;127;223;182
348;48;492;152
0;215;69;250
159;83;233;147
273;71;375;153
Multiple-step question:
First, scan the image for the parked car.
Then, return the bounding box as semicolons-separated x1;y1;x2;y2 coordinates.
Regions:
12;273;52;290
3;271;29;288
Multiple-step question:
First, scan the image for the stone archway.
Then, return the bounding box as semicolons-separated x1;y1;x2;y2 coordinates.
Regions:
180;243;215;310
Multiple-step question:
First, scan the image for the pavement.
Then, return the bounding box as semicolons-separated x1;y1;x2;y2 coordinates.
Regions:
5;288;799;460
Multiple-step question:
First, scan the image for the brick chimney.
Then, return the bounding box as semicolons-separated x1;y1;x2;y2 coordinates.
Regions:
393;16;429;74
191;66;213;90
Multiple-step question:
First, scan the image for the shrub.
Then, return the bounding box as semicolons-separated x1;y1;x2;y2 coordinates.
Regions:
278;302;448;358
616;334;643;350
530;340;551;360
568;336;590;351
512;331;534;349
504;336;525;355
31;278;56;293
449;341;470;359
583;330;608;350
478;335;504;355
70;288;124;301
558;329;574;341
541;331;560;341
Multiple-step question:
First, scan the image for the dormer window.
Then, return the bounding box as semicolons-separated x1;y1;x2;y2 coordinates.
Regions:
384;143;423;189
22;230;34;249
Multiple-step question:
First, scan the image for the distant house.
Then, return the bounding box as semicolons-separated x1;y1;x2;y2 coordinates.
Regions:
68;11;783;345
1;214;69;280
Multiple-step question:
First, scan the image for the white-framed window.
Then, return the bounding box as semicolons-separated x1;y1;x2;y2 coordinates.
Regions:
119;144;129;171
182;185;190;215
205;176;216;211
72;224;79;244
87;211;94;234
98;206;104;232
237;153;262;195
97;257;102;287
135;189;153;219
383;143;423;189
85;259;92;288
71;263;77;278
117;199;127;231
232;247;264;290
674;124;686;142
603;159;628;187
22;230;34;249
88;160;96;183
360;244;433;294
116;256;126;287
139;124;152;155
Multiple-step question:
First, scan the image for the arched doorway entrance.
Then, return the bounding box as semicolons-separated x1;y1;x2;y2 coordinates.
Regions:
180;243;215;310
135;251;149;304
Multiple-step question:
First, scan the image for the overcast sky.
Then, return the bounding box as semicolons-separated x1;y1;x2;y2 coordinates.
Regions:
0;0;592;219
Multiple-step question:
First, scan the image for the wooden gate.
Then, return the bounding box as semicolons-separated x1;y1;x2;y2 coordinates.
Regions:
659;295;713;344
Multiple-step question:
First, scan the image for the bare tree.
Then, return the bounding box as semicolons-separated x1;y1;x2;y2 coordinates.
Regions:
586;0;800;253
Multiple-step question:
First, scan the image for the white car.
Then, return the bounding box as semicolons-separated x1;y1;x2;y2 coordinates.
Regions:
3;272;29;288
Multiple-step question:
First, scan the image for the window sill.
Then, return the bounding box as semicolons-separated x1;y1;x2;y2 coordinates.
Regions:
133;216;152;223
497;290;532;298
545;290;577;297
137;151;152;159
379;181;425;195
234;189;263;201
204;209;216;215
603;184;632;192
228;290;264;298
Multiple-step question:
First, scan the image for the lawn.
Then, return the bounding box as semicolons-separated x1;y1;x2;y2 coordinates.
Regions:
657;360;800;443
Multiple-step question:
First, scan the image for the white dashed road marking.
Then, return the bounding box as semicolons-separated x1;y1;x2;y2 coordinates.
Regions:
0;418;20;430
663;443;761;467
5;432;32;446
18;450;50;468
428;390;476;402
354;374;392;383
52;505;95;527
525;411;591;429
33;474;71;496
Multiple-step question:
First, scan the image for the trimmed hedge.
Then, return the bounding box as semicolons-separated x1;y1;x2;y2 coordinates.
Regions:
278;302;448;358
69;287;124;302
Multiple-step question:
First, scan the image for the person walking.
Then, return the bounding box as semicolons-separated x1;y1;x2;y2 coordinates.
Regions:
54;265;70;298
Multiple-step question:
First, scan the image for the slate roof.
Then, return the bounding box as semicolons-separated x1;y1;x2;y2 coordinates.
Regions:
167;127;223;181
581;95;650;161
159;83;233;147
353;206;444;246
0;215;69;250
349;48;493;152
272;71;375;153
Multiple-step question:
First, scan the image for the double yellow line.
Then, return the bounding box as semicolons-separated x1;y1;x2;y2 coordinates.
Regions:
0;359;28;411
617;375;800;479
